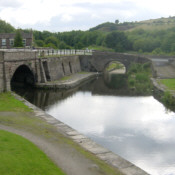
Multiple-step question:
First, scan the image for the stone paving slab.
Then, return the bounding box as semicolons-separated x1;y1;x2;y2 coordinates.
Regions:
120;165;148;175
97;152;133;169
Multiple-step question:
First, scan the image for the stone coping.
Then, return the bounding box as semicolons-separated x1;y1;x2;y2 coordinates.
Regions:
12;92;149;175
35;72;98;89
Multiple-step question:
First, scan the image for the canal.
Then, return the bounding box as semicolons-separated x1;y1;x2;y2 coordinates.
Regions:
13;73;175;175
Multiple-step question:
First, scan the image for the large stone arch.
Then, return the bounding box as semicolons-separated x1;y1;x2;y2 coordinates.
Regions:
11;64;35;88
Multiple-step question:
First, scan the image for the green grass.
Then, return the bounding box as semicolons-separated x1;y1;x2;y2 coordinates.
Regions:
106;62;124;71
0;130;65;175
59;76;71;81
87;45;115;52
0;93;31;112
159;79;175;90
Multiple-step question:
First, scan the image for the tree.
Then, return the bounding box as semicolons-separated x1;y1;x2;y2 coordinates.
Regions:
45;36;59;48
14;30;23;47
0;19;15;33
35;40;44;47
105;31;128;51
58;41;70;49
115;20;119;24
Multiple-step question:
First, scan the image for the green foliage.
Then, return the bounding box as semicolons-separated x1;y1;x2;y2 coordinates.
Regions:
89;22;118;32
75;42;84;49
106;62;124;71
161;91;175;110
2;16;175;55
45;36;59;48
0;93;31;112
14;30;23;47
127;62;152;94
105;31;129;51
0;19;15;33
58;41;71;49
0;130;65;175
35;40;44;47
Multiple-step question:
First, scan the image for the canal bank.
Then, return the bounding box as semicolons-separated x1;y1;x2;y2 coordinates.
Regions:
1;73;149;175
151;78;175;111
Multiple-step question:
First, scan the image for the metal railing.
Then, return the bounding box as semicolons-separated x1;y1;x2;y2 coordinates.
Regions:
38;49;93;57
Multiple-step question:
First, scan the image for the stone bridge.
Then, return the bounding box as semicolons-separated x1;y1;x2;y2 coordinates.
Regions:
0;50;81;92
79;51;150;72
0;50;154;92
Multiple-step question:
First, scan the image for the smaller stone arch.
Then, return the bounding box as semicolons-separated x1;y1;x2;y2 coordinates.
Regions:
11;64;35;88
104;60;127;74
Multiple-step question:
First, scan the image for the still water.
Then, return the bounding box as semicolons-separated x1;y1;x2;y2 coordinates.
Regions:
14;74;175;175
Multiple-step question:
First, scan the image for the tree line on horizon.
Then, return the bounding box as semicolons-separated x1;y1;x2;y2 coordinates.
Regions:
1;19;175;55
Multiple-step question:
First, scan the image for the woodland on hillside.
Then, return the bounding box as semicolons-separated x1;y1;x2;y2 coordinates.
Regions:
1;16;175;55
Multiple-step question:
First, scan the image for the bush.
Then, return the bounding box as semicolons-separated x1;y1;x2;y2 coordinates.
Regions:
162;91;175;110
136;73;149;83
128;79;135;86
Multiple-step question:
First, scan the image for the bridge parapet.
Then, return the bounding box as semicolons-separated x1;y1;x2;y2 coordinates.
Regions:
38;49;93;57
0;50;37;61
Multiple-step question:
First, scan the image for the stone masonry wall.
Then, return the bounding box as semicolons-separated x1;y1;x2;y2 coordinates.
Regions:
0;62;4;92
44;56;81;81
4;51;36;61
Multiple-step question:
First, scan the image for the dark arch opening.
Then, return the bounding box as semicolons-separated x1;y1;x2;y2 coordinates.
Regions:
11;65;35;89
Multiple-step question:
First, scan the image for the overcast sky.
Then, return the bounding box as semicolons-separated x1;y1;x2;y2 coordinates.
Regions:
0;0;175;32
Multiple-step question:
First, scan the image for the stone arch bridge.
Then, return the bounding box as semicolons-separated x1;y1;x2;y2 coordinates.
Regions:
79;51;150;72
0;50;151;92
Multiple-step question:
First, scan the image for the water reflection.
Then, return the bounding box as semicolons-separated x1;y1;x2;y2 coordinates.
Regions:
13;75;175;175
47;93;175;175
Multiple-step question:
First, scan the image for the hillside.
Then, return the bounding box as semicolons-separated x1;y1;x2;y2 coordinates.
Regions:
89;16;175;32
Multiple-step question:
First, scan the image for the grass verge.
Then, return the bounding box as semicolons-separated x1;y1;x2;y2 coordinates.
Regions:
158;79;175;91
0;129;65;175
0;92;31;112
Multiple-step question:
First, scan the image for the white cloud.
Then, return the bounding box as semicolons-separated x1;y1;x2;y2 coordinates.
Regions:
0;0;175;31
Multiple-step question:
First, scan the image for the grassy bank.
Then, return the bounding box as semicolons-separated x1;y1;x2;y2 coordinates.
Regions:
127;62;153;95
159;79;175;90
0;130;65;175
0;93;31;112
157;79;175;111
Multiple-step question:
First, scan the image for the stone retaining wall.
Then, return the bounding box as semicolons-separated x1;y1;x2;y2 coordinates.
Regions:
0;62;4;92
44;56;81;81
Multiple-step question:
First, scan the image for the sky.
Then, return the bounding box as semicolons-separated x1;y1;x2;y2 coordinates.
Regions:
0;0;175;32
